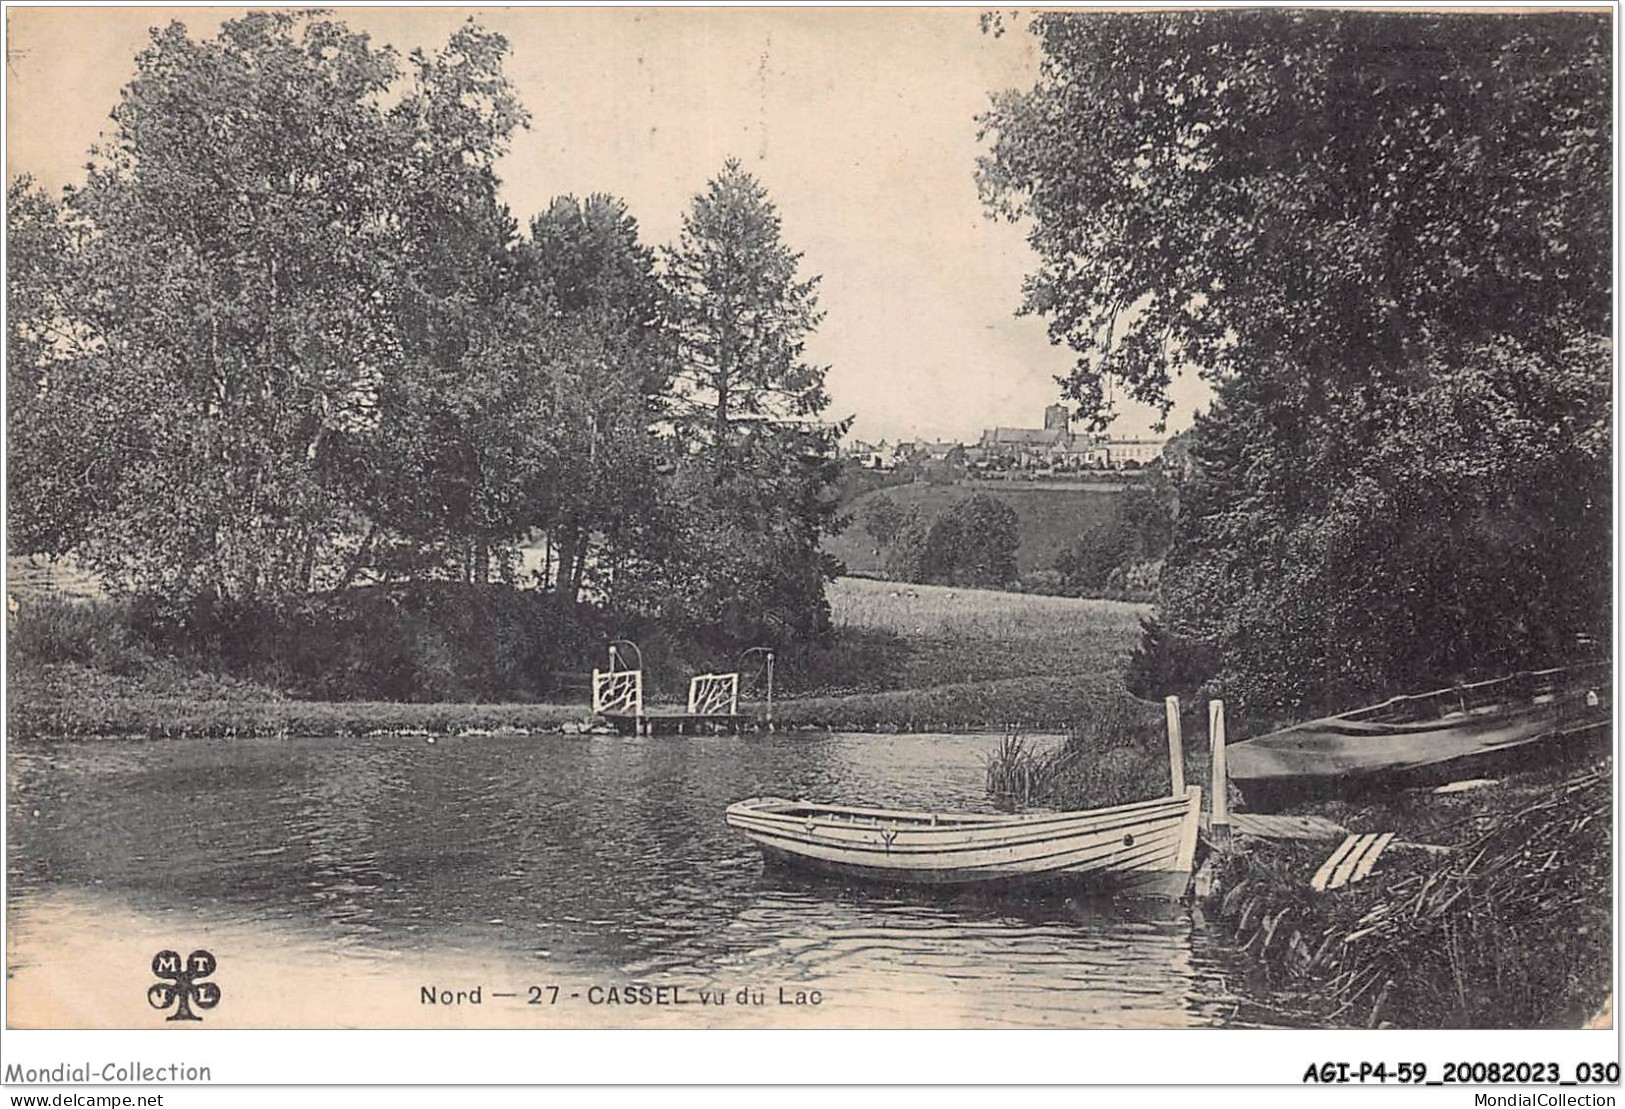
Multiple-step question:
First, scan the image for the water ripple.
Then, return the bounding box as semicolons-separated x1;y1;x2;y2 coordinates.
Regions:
8;731;1282;1027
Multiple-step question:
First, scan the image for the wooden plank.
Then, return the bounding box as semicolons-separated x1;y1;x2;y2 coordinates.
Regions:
1311;835;1360;891
1350;832;1395;884
1173;785;1202;877
1433;778;1498;794
1231;813;1348;841
1328;833;1378;890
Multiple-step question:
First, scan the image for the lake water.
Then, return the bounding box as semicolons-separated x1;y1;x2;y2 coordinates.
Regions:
7;731;1282;1028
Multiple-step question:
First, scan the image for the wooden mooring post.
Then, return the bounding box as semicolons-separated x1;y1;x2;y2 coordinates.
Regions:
1209;699;1230;844
1164;695;1185;796
766;651;775;730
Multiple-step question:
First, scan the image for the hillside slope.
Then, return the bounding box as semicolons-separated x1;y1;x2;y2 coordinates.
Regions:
827;481;1121;576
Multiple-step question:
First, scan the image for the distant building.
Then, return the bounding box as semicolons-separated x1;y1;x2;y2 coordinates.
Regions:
904;439;962;463
842;437;898;470
979;407;1166;470
980;408;1099;468
1056;437;1111;468
979;426;1069;467
1107;439;1164;467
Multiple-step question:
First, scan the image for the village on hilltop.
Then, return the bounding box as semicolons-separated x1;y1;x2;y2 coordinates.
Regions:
842;404;1171;478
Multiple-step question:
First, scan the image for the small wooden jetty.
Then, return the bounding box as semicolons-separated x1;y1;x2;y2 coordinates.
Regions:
601;711;750;737
590;641;772;737
1224;812;1348;842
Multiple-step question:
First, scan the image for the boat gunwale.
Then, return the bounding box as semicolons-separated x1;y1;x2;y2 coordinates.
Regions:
1312;661;1610;727
726;791;1192;832
725;807;1191;856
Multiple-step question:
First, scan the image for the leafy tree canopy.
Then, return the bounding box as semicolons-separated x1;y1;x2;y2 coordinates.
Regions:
979;10;1609;426
981;11;1611;713
888;493;1020;590
664;159;828;455
861;493;905;549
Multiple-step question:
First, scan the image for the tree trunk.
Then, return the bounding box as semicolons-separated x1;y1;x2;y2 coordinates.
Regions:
570;540;589;601
554;526;580;604
336;522;378;593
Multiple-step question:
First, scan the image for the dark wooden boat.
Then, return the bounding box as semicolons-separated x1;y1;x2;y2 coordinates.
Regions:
725;787;1203;898
1227;662;1611;808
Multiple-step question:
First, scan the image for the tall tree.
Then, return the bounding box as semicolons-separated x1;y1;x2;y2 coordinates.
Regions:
980;12;1611;712
620;160;845;641
6;179;113;557
522;194;672;603
61;12;408;605
663;159;829;462
359;20;533;585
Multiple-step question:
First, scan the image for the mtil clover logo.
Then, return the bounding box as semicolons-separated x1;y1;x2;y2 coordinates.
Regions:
148;949;220;1022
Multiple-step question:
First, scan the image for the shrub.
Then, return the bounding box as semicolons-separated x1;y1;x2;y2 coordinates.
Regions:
887;493;1020;588
1019;568;1065;596
1125;616;1218;701
130;584;603;702
7;595;149;675
861;493;904;549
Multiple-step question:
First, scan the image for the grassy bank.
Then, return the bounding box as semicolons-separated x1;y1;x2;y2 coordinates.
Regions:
977;667;1615;1029
1202;757;1612;1029
7;574;1153;739
9;661;587;739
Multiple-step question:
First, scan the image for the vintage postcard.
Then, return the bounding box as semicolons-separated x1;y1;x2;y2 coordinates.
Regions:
2;1;1616;1084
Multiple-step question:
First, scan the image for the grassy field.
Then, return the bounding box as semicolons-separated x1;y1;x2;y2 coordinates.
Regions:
8;546;1160;733
9;574;1155;738
765;578;1157;732
826;482;1121;576
825;576;1145;688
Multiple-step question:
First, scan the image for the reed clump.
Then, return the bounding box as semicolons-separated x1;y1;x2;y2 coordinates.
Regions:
985;698;1193;810
1208;766;1612;1028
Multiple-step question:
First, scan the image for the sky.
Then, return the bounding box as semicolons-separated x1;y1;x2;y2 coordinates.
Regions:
5;6;1212;444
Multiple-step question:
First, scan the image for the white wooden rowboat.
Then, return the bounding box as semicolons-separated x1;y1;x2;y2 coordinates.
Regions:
725;785;1203;899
